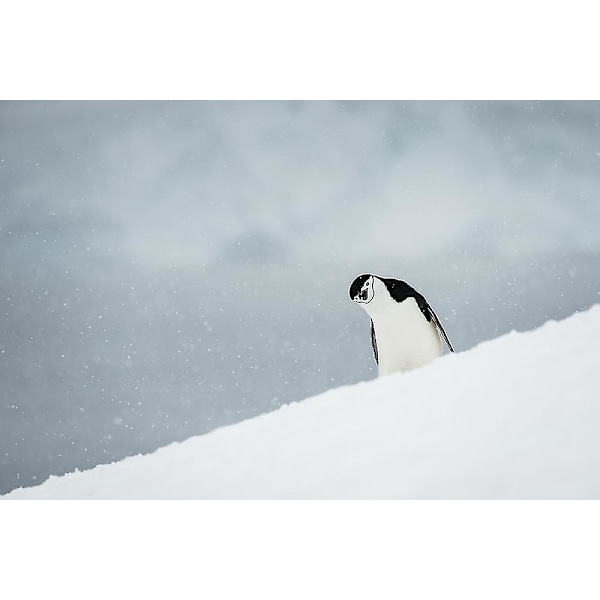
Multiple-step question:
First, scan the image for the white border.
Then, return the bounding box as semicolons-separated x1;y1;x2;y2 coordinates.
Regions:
2;1;599;99
2;500;599;599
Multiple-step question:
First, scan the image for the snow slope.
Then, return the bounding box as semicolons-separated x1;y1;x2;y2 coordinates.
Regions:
4;305;600;500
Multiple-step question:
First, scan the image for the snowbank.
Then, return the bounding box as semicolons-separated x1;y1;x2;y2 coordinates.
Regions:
4;305;600;499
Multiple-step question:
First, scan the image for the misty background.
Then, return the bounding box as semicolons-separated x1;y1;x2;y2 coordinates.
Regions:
1;100;599;494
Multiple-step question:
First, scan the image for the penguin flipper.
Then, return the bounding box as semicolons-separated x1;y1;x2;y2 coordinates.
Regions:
408;289;454;353
426;304;455;353
370;319;379;364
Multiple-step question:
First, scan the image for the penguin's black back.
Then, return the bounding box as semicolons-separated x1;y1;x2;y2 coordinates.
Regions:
380;278;430;319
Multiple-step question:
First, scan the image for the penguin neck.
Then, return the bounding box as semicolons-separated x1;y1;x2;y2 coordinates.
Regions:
362;300;397;322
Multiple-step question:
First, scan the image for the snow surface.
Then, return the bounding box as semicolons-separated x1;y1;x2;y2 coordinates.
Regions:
4;305;600;500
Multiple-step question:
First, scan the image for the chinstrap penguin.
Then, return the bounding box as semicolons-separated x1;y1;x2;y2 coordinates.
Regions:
349;274;454;376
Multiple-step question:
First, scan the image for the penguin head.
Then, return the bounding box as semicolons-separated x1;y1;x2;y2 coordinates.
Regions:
349;274;397;314
349;274;377;305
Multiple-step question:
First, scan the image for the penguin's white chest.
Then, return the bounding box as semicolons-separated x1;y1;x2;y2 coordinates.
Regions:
371;297;442;376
